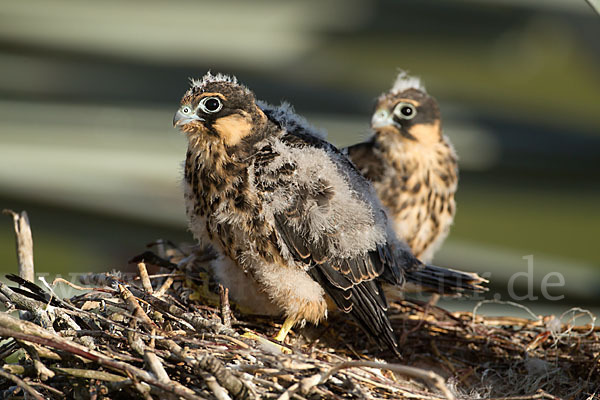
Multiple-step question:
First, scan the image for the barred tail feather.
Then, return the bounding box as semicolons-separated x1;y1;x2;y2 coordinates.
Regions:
404;264;488;295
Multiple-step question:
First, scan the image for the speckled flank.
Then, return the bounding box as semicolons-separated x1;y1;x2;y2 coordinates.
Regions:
379;134;457;263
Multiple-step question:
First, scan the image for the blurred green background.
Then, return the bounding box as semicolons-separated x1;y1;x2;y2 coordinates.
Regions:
0;0;598;315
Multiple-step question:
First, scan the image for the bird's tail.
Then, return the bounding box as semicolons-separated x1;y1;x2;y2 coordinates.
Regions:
403;264;488;296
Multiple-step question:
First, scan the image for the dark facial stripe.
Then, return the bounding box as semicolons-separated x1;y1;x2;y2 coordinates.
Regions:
391;116;417;140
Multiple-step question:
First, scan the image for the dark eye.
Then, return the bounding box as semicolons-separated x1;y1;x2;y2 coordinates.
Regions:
199;96;223;113
400;106;413;116
394;102;416;120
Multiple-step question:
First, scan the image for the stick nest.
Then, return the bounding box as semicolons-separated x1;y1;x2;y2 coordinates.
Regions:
0;243;598;400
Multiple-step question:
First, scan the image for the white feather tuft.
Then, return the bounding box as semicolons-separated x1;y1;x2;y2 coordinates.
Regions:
390;70;426;94
186;71;252;98
190;71;238;88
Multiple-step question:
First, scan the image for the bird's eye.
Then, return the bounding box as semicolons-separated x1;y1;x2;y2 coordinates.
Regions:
199;96;223;114
394;103;416;120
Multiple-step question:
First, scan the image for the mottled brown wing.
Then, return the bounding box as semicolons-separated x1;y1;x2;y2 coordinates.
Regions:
345;140;386;183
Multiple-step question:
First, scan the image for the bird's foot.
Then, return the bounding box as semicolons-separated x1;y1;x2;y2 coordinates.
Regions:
274;317;296;343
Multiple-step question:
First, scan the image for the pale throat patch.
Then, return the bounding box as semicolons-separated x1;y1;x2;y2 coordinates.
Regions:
407;121;441;146
213;112;254;146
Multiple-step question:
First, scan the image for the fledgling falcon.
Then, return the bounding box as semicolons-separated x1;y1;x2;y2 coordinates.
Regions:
346;72;458;263
173;73;484;353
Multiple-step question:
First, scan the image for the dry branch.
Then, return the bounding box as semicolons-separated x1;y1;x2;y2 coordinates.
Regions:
137;262;154;294
3;209;35;283
219;285;232;328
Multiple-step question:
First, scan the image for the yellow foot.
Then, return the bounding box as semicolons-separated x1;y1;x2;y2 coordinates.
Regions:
242;331;292;354
274;317;296;343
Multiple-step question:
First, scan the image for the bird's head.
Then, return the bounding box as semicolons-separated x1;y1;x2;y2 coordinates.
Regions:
173;72;267;147
371;72;441;145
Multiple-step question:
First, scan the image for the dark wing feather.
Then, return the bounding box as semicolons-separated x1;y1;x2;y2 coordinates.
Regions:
345;140;386;183
6;274;47;299
5;274;64;307
306;262;398;352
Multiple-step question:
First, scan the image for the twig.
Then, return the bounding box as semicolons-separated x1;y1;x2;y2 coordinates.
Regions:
28;381;65;397
203;372;233;400
52;277;93;292
52;367;128;382
0;368;45;400
137;262;154;294
277;382;300;400
144;351;171;384
155;276;174;297
3;209;35;283
0;291;12;309
118;284;159;331
320;360;455;400
213;334;250;349
143;349;179;399
219;284;232;328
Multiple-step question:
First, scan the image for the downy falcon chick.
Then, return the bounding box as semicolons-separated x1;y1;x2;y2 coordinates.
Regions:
346;72;458;263
173;73;483;353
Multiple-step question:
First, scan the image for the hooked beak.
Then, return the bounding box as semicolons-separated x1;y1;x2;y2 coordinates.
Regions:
371;108;394;129
173;110;203;127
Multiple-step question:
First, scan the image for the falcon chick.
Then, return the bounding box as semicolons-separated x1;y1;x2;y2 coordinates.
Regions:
173;73;483;353
346;72;458;263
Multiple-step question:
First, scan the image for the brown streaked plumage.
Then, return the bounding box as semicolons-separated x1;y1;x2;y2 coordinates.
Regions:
174;73;485;354
346;72;458;263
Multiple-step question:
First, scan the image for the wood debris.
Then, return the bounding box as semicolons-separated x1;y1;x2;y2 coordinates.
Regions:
0;212;598;399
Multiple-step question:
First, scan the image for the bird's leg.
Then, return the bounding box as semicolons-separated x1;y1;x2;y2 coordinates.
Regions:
274;316;296;342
